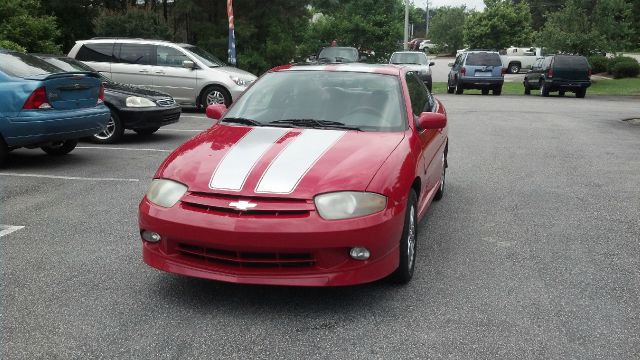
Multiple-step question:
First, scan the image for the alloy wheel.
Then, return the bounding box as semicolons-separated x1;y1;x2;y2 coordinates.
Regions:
206;91;226;105
94;116;116;140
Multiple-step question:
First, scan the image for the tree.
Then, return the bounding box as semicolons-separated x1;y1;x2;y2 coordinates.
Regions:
42;0;100;52
429;6;466;54
0;0;61;53
592;0;635;53
463;0;533;49
94;6;171;40
537;0;605;54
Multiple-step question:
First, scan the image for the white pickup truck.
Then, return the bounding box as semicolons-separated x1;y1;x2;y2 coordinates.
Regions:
500;47;544;74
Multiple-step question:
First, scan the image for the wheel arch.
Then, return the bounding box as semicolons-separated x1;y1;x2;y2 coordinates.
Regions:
198;83;232;108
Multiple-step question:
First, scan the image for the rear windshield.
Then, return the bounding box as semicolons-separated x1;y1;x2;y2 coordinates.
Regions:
0;52;62;78
554;56;589;69
466;52;502;66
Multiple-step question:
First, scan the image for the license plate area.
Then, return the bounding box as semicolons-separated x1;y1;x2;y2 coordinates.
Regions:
475;71;492;77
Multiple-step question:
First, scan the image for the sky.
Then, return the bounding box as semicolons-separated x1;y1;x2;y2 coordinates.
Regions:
415;0;486;11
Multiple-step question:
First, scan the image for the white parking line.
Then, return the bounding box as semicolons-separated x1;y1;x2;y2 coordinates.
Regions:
76;146;171;152
0;173;139;182
157;128;203;132
0;225;25;237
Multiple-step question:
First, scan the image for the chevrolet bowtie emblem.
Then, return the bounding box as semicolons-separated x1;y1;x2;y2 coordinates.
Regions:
229;200;257;211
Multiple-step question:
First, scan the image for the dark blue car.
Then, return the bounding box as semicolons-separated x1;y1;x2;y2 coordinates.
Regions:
0;50;110;166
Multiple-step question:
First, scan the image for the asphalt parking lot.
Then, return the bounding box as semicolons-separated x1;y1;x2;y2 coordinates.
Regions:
2;95;640;359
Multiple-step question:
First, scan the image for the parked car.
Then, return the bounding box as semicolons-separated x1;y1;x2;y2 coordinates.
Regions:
500;47;544;74
523;55;591;98
67;38;257;108
447;51;504;95
35;54;181;143
139;63;449;286
0;50;109;166
389;51;435;91
317;46;361;63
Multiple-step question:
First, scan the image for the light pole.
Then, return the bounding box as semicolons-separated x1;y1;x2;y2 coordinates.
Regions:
425;0;430;38
404;0;409;50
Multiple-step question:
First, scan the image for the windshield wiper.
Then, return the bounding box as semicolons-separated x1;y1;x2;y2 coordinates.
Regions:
222;117;263;126
269;119;362;131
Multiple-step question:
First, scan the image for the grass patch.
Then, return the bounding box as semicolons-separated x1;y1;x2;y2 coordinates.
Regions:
431;77;640;96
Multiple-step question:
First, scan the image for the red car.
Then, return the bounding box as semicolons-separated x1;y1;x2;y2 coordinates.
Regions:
139;64;449;286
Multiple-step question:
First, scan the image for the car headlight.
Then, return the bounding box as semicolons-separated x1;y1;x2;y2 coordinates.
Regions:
126;96;157;107
230;75;252;86
314;191;387;220
146;179;188;208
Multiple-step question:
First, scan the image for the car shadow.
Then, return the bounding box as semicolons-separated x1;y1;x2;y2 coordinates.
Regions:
3;150;93;170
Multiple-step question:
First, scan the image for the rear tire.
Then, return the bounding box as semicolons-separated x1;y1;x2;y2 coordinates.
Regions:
455;81;463;95
481;89;489;95
447;83;454;94
41;139;78;156
559;90;566;97
576;89;586;98
524;82;531;95
509;63;521;74
493;87;502;96
391;189;418;284
134;127;160;136
92;108;124;144
540;81;549;97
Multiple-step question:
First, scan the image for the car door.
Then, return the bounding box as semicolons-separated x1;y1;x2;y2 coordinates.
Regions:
153;45;198;104
406;72;441;203
110;42;156;89
448;54;463;85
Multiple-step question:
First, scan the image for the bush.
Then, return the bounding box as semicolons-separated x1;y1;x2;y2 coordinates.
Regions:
587;55;609;74
610;59;640;79
0;39;26;52
607;56;638;75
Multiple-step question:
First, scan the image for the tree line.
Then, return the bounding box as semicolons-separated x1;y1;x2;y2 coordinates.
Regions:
1;0;638;76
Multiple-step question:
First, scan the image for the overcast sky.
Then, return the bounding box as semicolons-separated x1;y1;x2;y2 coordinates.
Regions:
414;0;486;11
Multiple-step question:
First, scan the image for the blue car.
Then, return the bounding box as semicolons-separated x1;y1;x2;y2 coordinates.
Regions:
0;50;110;166
447;51;504;95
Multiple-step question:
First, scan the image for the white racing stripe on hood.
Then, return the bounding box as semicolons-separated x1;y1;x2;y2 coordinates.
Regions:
256;129;345;194
209;127;289;191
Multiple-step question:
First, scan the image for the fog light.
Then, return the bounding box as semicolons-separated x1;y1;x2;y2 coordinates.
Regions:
349;247;370;260
141;230;161;243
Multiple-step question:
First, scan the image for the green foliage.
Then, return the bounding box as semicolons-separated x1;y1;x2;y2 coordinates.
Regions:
429;6;466;55
0;39;26;52
608;56;640;78
537;0;605;55
94;7;171;40
41;0;99;52
0;0;61;53
587;55;609;74
463;0;533;50
592;0;635;53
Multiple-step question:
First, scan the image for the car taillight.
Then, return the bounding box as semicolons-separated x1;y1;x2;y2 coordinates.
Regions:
97;84;105;104
23;87;52;110
460;67;466;76
588;68;592;77
501;67;507;75
547;68;554;78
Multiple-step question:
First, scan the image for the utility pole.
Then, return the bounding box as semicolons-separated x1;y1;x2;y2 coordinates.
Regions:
404;0;409;50
425;0;430;38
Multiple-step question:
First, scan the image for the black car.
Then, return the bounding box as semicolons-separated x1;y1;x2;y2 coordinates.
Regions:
34;54;181;143
523;55;591;98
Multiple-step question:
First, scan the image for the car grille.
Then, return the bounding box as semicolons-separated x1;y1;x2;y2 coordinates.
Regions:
156;98;176;107
181;192;314;217
177;243;315;268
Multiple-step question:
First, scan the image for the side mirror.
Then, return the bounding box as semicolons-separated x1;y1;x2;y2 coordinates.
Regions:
417;112;446;130
448;62;454;67
429;61;435;67
182;60;196;69
206;104;227;121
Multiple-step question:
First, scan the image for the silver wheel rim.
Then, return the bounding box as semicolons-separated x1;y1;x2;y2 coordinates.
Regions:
407;204;416;269
540;82;544;95
511;65;518;73
95;116;115;140
206;90;225;105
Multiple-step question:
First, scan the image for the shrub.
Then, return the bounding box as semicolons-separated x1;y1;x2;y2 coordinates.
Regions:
610;59;640;79
587;55;609;74
607;56;638;74
0;39;26;52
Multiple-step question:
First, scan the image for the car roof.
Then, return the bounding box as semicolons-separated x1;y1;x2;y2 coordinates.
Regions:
392;51;427;55
274;63;403;76
77;38;195;47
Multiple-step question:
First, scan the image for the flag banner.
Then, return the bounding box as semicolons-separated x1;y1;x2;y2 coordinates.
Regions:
227;0;237;66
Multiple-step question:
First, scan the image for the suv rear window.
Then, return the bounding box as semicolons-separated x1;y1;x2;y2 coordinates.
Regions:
0;52;62;78
76;43;115;62
554;56;589;70
466;53;502;66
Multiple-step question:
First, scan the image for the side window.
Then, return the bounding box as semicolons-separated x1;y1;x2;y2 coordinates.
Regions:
75;43;114;62
543;57;552;70
406;73;431;116
116;43;155;65
156;46;189;67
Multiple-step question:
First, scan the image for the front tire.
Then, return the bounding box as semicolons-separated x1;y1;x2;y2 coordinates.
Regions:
0;137;8;167
524;82;531;95
201;85;231;107
540;81;549;97
92;108;124;144
509;63;521;74
447;82;455;94
41;139;78;156
434;152;446;201
391;189;418;284
454;81;463;95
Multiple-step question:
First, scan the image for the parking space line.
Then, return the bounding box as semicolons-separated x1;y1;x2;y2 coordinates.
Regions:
76;146;171;152
0;225;25;237
157;128;203;132
0;173;139;182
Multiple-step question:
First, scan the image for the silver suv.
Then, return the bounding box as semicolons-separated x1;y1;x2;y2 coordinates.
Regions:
389;51;435;91
68;38;257;107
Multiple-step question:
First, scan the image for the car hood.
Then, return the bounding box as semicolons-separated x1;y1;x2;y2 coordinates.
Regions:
104;82;171;99
158;125;405;198
214;66;257;80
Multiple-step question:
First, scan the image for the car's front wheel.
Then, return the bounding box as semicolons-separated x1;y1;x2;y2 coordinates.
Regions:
509;63;521;74
391;189;418;284
524;82;531;95
201;85;231;107
41;139;78;156
454;81;463;95
434;152;446;201
540;80;550;97
92;108;124;144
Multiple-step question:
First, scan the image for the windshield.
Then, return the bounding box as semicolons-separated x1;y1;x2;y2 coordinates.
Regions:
37;56;112;82
182;45;225;67
223;71;406;132
466;52;502;66
0;52;63;78
318;47;359;63
390;53;427;65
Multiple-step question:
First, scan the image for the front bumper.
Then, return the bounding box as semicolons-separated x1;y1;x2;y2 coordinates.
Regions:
138;196;406;286
118;105;181;129
460;76;504;89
